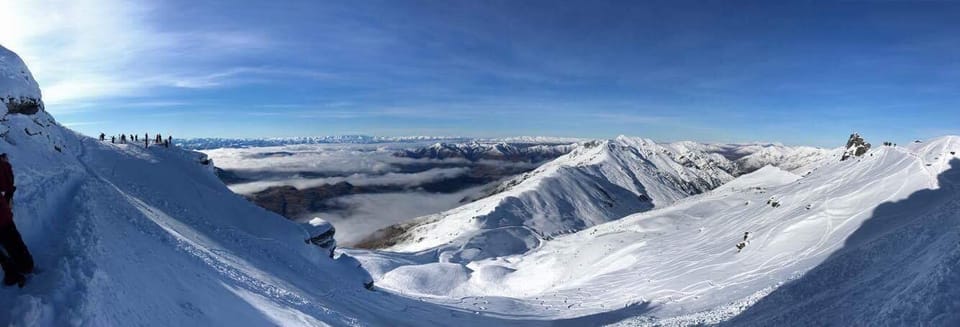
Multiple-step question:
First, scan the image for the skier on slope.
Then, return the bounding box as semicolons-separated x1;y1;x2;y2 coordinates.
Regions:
0;153;34;287
99;133;105;142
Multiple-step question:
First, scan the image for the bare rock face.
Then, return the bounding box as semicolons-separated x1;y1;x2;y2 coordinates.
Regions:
4;97;42;115
841;133;871;161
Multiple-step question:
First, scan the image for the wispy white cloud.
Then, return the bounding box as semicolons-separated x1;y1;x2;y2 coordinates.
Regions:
228;167;471;195
166;67;339;89
61;121;110;127
0;0;278;106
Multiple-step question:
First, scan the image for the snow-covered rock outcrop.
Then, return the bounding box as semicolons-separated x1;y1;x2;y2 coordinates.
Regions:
841;132;871;161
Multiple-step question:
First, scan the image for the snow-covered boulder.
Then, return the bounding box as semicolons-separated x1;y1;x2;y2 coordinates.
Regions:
304;217;337;257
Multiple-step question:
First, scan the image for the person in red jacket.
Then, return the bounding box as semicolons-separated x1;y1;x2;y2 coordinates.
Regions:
0;153;33;287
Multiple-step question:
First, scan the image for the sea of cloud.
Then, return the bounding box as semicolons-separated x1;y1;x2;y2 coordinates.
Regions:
201;143;512;244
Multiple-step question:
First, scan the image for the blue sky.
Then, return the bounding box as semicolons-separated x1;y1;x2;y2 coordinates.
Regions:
1;0;958;146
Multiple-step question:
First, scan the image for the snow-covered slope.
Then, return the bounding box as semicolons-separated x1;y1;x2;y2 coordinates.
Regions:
0;45;552;326
0;45;370;325
353;135;960;324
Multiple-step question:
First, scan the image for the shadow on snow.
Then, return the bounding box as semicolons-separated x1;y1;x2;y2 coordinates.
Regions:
723;158;960;326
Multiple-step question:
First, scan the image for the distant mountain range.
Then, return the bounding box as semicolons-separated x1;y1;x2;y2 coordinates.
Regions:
179;135;586;150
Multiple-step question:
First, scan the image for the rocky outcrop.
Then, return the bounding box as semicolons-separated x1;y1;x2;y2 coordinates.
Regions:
249;182;364;219
303;217;337;257
841;133;871;161
3;97;42;115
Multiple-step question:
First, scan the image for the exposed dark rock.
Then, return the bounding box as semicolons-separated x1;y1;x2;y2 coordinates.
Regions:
3;96;42;115
352;224;409;249
841;133;871;161
248;182;364;219
214;167;252;184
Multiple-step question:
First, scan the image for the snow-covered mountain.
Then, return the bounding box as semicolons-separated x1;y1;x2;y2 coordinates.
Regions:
360;137;835;257
353;135;960;324
361;137;755;257
666;141;835;176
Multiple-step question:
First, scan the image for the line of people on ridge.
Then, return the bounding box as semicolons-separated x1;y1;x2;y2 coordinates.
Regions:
98;133;174;148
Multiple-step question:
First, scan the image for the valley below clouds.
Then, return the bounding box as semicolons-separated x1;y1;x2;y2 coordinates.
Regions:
201;141;567;245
